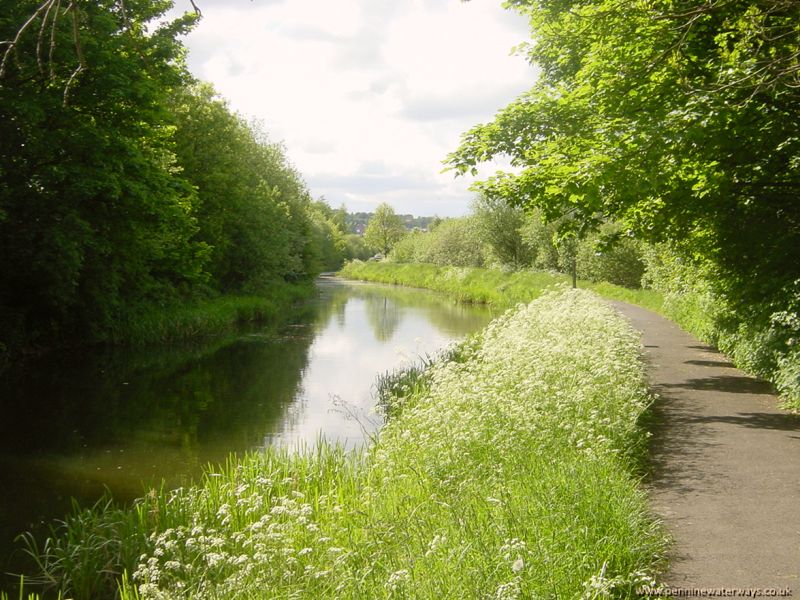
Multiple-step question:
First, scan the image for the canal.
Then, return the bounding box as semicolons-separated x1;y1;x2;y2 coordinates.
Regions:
0;277;492;585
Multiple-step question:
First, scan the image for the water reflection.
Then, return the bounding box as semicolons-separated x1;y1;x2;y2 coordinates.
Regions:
364;296;402;342
265;278;493;448
0;277;492;578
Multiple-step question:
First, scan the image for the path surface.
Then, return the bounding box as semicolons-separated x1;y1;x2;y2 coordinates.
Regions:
609;301;800;592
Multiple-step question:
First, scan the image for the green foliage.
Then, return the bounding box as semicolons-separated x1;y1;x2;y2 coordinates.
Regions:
640;245;720;343
171;85;317;292
341;234;372;262
386;229;430;263
109;282;314;346
306;201;348;272
423;217;485;267
23;290;666;599
340;261;568;307
0;5;344;356
519;211;559;271
339;261;663;317
17;495;150;600
446;0;800;406
472;195;533;268
373;353;440;420
363;203;406;255
577;225;646;289
449;1;800;288
387;202;647;289
642;245;800;409
389;217;485;267
0;1;205;345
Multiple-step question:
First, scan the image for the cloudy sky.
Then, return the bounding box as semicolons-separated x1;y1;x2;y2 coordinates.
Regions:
167;0;535;217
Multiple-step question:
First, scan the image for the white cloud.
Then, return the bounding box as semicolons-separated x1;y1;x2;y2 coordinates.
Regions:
170;0;534;216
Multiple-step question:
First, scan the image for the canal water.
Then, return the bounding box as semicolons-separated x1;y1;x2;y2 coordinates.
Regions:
0;277;492;583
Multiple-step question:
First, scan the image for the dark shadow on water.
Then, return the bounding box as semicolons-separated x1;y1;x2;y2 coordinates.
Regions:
684;359;735;369
659;375;774;395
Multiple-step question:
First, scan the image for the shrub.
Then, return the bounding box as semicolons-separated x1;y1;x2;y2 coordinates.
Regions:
577;227;646;289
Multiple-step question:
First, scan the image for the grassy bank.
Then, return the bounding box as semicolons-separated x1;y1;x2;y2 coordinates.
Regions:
338;262;568;307
0;282;315;373
15;288;666;599
106;282;315;346
340;262;800;410
338;261;665;313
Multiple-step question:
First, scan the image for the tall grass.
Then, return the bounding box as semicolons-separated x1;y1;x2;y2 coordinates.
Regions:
105;282;314;346
17;287;666;599
339;261;666;314
338;262;569;307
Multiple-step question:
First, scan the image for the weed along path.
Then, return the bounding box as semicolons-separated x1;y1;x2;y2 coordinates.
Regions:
609;300;800;592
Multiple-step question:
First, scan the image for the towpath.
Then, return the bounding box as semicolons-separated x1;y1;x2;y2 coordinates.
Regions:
609;301;800;593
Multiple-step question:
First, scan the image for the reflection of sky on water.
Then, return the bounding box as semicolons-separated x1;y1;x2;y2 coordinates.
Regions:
0;278;492;580
266;285;482;450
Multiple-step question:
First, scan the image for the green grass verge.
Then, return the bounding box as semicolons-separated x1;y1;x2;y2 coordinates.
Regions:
339;261;666;314
17;288;667;599
338;262;569;307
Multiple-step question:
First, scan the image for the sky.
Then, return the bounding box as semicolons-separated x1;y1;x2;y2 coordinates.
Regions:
166;0;535;217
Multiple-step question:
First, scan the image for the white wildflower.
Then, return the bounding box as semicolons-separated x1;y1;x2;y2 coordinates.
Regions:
385;569;410;592
511;557;524;574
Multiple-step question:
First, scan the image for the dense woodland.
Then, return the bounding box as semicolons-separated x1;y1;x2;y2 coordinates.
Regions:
0;1;358;364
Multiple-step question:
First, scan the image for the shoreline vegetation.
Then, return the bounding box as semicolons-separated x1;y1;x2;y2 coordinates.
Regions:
0;281;316;374
338;261;665;314
106;282;316;346
338;261;800;412
4;287;667;599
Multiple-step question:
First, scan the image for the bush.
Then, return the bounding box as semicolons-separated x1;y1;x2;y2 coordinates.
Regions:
421;218;485;267
387;230;430;263
388;218;485;267
577;226;646;289
342;234;373;262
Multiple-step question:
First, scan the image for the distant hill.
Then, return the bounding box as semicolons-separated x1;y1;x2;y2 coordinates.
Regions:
346;212;437;235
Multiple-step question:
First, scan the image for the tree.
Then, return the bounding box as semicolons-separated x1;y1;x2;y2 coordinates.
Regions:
445;0;800;401
307;200;347;271
0;0;206;343
446;0;800;308
364;203;406;255
471;195;533;268
389;217;485;267
0;1;330;359
171;84;318;291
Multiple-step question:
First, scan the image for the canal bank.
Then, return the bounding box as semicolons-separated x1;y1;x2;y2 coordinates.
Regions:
6;287;665;599
0;278;491;595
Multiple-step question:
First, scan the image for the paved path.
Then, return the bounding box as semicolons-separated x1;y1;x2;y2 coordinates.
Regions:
609;301;800;592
